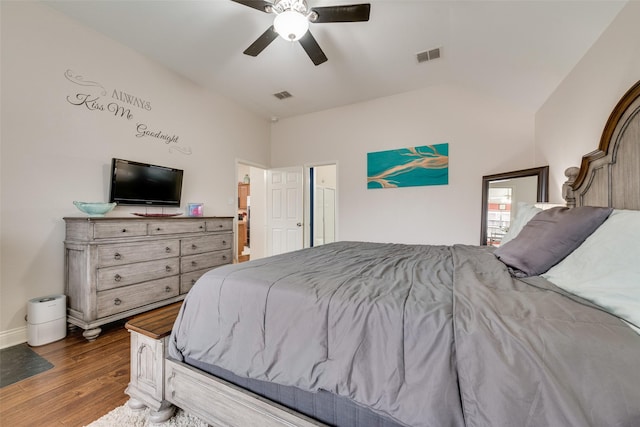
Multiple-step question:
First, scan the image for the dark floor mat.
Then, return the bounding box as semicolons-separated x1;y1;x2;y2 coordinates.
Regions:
0;343;54;388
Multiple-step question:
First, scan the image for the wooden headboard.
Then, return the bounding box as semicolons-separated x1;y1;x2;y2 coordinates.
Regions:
564;80;640;209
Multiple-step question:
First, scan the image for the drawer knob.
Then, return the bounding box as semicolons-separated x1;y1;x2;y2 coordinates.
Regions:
114;253;122;260
165;265;172;272
156;227;162;231
191;279;196;285
222;240;227;245
191;244;197;250
199;225;204;229
121;228;127;233
222;255;227;260
114;298;122;306
191;261;197;267
165;247;171;253
218;224;223;228
165;286;171;293
114;274;122;282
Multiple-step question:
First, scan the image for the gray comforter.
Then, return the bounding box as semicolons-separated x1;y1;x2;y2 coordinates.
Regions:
168;241;640;427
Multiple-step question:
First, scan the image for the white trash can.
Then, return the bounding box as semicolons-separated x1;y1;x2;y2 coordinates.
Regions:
27;295;67;346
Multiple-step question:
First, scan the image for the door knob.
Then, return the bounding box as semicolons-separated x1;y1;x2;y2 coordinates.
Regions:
297;222;302;227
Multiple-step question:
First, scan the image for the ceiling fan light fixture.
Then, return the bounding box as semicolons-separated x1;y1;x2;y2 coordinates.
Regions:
274;10;309;41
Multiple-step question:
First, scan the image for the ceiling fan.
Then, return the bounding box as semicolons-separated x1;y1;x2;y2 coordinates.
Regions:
231;0;371;66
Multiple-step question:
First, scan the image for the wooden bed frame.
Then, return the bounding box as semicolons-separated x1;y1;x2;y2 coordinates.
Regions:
564;80;640;210
125;79;640;426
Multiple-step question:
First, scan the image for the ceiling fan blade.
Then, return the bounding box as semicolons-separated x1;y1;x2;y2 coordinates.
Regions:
299;31;328;66
230;0;272;13
243;26;278;56
311;3;371;23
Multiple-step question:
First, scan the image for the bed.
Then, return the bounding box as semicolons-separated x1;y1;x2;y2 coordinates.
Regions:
155;80;640;427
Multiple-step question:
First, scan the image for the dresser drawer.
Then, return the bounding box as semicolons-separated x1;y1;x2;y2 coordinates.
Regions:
181;250;232;274
97;276;179;318
97;258;179;291
206;218;232;232
98;240;179;267
148;220;206;236
180;269;209;294
94;222;147;239
181;234;232;256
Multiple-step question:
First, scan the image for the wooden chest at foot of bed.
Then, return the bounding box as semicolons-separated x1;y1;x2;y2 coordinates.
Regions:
125;302;181;423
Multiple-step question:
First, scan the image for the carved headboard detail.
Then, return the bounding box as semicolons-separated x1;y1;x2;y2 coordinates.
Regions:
564;80;640;209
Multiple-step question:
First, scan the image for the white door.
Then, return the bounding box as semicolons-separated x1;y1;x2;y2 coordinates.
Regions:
267;167;304;256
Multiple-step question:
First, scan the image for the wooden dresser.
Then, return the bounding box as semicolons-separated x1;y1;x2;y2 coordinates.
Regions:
64;216;233;341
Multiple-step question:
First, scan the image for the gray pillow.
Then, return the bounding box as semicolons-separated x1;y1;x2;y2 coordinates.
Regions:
494;206;613;277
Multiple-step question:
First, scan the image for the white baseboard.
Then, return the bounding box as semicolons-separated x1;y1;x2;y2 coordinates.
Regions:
0;326;27;349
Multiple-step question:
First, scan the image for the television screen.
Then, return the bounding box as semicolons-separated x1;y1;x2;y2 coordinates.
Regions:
109;158;183;206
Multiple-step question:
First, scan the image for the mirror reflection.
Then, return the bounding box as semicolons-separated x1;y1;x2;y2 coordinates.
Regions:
480;166;549;246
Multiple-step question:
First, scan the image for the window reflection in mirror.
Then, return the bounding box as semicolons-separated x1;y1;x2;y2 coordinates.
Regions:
480;166;549;246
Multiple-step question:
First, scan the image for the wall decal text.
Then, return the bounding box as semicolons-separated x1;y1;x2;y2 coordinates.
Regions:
136;123;180;144
111;90;152;111
67;93;134;120
64;69;191;155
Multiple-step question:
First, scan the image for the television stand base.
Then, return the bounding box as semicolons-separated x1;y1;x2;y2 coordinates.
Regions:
132;213;183;217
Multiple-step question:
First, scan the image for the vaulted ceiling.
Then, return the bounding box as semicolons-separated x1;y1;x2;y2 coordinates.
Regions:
47;0;626;120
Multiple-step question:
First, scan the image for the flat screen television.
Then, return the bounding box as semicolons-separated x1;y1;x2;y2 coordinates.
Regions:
109;158;183;207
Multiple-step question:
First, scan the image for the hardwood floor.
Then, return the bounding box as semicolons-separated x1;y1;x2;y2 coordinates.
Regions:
0;321;130;427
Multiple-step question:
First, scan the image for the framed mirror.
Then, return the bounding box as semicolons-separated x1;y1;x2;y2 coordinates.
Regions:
480;166;549;246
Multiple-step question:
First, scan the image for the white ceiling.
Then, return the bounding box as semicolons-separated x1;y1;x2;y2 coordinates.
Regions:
46;0;626;120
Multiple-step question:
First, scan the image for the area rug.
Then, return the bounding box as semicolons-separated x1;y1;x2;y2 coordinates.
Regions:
85;404;208;427
0;343;54;388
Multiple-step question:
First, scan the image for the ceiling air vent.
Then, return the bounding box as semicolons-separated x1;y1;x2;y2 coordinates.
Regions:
417;47;441;64
273;91;293;100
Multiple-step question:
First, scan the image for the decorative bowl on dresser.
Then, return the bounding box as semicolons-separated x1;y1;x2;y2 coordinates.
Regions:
64;216;233;341
73;201;117;217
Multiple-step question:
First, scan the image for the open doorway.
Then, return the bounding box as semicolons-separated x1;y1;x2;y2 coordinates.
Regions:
237;163;267;263
239;162;337;261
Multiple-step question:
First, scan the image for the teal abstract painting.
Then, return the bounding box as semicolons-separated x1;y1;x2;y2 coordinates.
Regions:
367;144;449;189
